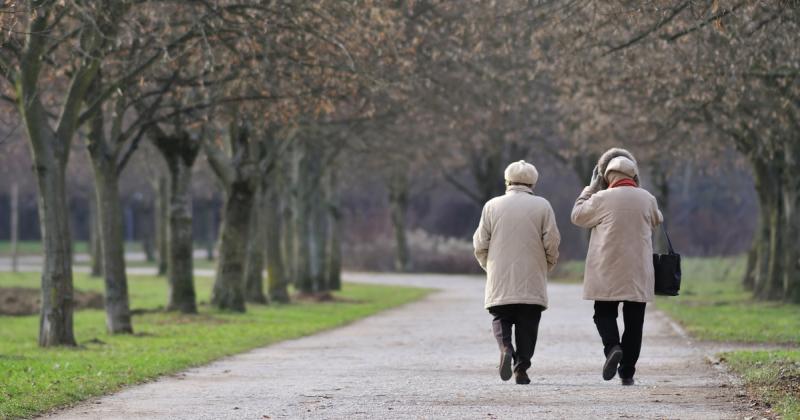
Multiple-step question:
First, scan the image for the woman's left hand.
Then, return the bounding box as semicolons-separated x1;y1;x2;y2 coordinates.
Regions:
588;165;602;193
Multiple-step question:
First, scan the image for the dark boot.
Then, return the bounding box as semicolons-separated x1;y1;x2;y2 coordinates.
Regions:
621;377;635;386
499;349;513;381
514;370;531;385
603;345;623;380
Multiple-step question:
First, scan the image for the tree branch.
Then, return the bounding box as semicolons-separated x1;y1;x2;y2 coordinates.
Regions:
603;1;690;56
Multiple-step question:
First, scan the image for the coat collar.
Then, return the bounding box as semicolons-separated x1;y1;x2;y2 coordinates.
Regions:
506;185;534;195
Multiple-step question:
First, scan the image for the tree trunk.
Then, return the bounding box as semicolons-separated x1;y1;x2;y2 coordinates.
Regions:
293;190;313;294
211;180;256;311
205;200;216;261
311;186;329;293
291;143;314;294
10;182;19;273
84;91;134;334
763;191;785;301
282;202;295;286
244;187;267;304
153;134;199;313
33;152;76;346
88;159;134;334
19;79;77;346
89;201;103;277
388;171;411;272
307;149;329;293
265;186;290;303
326;171;343;291
155;176;168;276
18;9;101;347
650;160;670;253
781;143;800;303
750;159;784;301
743;244;757;291
139;201;155;263
472;137;506;205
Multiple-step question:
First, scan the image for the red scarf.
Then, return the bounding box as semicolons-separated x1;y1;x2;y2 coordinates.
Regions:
609;178;637;188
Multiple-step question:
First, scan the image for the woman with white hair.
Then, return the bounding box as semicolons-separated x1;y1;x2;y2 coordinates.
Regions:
473;160;561;385
571;148;663;386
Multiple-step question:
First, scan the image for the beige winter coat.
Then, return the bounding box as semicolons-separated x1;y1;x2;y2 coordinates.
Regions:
571;185;663;302
473;185;561;309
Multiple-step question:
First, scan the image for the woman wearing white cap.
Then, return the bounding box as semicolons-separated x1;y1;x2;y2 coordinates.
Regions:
571;148;663;386
473;160;561;385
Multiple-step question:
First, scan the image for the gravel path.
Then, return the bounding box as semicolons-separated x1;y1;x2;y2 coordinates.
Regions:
44;272;754;419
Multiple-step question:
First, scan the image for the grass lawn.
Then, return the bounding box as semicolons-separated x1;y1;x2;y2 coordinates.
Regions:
0;241;146;257
0;241;89;256
0;272;431;419
555;256;799;417
653;257;800;418
550;260;584;283
72;258;217;271
721;350;800;418
654;257;800;344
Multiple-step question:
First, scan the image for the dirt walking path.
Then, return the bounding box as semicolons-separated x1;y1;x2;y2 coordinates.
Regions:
43;272;754;419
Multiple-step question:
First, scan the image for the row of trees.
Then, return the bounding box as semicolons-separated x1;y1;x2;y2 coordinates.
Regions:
1;1;797;347
377;1;799;303
545;1;800;302
0;1;407;346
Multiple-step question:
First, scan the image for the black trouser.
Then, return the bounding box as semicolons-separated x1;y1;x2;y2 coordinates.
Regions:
488;304;544;373
593;301;646;379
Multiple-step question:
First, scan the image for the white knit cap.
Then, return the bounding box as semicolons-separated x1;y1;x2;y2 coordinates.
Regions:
504;160;539;186
604;156;639;179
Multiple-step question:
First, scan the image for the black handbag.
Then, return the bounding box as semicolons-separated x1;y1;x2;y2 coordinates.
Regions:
653;224;681;296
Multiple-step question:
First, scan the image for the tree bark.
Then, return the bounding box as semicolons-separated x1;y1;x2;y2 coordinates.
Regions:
750;159;784;301
282;202;295;286
17;10;94;346
10;182;19;273
211;179;256;311
326;171;343;291
265;185;290;303
244;186;267;304
84;74;134;334
650;160;671;253
88;158;134;334
205;119;262;312
139;201;155;263
152;133;199;313
291;143;314;294
155;176;169;276
89;201;103;277
205;200;216;261
473;136;506;206
388;170;411;272
307;148;329;293
780;143;800;303
30;145;76;346
743;242;757;291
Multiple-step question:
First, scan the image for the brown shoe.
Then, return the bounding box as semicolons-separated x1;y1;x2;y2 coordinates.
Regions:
515;370;531;385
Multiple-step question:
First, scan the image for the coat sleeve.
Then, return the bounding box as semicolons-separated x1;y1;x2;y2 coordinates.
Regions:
542;202;561;272
571;187;604;228
651;196;664;228
473;203;492;271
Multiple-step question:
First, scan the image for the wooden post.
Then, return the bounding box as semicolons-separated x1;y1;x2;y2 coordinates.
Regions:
10;182;19;273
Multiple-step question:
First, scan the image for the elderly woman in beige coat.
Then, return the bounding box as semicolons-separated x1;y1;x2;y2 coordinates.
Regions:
571;148;663;386
473;160;560;385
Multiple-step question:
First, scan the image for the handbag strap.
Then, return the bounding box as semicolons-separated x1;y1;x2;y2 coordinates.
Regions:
661;221;675;254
